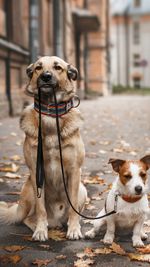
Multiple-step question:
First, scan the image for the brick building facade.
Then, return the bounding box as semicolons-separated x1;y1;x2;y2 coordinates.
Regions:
0;0;110;118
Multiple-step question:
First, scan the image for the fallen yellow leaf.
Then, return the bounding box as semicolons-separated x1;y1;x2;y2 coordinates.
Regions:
0;163;19;173
128;253;150;263
4;172;21;179
55;254;67;260
11;155;21;161
76;247;96;259
83;176;105;185
0;254;21;264
32;258;52;267
74;258;95;267
94;247;112;255
48;229;66;241
137;244;150;254
3;245;26;252
111;242;126;256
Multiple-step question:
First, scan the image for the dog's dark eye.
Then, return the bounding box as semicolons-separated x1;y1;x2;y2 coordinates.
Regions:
35;65;42;71
124;174;132;180
140;172;146;178
54;65;62;71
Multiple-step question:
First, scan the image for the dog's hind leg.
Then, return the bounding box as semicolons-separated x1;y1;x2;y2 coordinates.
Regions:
85;208;106;238
78;182;87;212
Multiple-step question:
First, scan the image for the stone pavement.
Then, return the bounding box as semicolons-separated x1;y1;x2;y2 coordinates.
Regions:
0;95;150;266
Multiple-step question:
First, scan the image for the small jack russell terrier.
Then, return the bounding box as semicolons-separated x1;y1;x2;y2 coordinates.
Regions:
85;155;150;247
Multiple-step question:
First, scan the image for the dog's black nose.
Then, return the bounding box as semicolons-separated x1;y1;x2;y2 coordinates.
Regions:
40;72;52;82
135;185;142;194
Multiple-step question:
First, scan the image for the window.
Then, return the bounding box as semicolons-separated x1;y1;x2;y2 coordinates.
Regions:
0;0;7;37
133;54;140;67
133;21;140;44
134;0;141;7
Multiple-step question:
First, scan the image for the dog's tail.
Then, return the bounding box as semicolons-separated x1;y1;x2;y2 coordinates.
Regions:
0;201;27;224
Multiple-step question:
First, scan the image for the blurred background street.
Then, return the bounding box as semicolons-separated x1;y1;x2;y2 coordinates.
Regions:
0;0;150;266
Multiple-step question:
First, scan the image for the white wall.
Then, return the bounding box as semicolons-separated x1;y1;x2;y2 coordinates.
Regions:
111;15;150;88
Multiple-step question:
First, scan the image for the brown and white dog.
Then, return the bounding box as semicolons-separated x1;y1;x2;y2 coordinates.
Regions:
85;156;150;247
0;56;87;241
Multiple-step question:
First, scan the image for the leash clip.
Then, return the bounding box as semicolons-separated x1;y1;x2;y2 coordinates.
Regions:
73;95;80;108
66;101;72;111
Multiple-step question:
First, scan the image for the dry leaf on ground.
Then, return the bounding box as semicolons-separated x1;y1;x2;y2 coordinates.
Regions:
16;140;22;146
3;245;26;252
0;163;19;173
129;151;137;156
94;247;112;255
4;172;21;179
112;148;123;153
111;242;126;256
10;132;17;136
83;176;105;185
55;255;67;260
99;150;107;154
76;247;96;259
128;253;150;263
32;258;52;267
99;140;111;145
102;183;112;193
0;254;21;264
74;258;95;267
48;229;66;241
11;155;21;161
85;152;99;159
90;140;97;145
136;244;150;254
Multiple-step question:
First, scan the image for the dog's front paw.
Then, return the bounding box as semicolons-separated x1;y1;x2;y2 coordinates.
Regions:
133;238;145;248
67;223;83;240
103;234;114;245
85;229;96;239
32;224;48;241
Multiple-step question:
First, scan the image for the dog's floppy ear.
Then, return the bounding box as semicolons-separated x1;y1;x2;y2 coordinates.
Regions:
140;155;150;170
26;63;34;79
67;65;78;81
108;158;125;173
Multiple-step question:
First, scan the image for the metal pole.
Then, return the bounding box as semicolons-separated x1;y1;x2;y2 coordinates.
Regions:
106;0;111;93
124;8;129;87
29;0;40;62
116;15;120;85
53;0;64;58
6;56;13;116
83;0;88;97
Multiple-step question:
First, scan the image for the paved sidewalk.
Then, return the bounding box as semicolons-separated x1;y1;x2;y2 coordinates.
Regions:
0;95;150;266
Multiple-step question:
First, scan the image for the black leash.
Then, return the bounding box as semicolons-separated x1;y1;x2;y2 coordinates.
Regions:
36;87;117;219
36;87;45;198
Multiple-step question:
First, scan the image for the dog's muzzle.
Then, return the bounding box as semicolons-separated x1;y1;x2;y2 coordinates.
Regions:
37;72;58;94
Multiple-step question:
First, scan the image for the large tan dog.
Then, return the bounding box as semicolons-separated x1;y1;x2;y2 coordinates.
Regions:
0;56;87;241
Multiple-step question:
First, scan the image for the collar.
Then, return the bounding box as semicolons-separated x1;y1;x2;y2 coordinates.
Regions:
34;95;80;117
121;194;142;203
